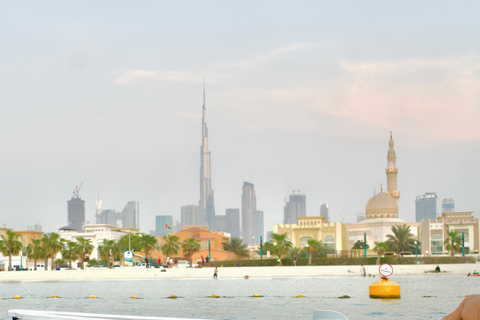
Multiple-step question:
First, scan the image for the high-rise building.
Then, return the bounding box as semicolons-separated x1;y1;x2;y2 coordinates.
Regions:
283;194;306;224
415;192;437;222
225;208;240;238
155;215;173;237
68;184;85;231
199;87;215;229
252;210;264;245
442;198;455;213
320;204;329;222
181;205;201;226
242;182;256;242
121;201;139;229
357;213;365;223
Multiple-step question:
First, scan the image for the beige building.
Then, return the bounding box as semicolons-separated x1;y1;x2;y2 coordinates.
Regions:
273;216;347;252
346;132;419;248
419;211;479;255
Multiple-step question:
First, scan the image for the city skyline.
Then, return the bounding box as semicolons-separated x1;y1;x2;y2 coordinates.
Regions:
0;2;479;233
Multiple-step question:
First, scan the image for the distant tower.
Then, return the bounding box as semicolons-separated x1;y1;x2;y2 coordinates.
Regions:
67;182;85;231
181;205;201;226
199;85;215;229
442;198;455;213
122;201;139;229
415;192;437;222
386;132;400;203
242;182;256;242
95;191;102;224
225;208;241;238
252;210;264;245
320;204;329;222
284;193;306;224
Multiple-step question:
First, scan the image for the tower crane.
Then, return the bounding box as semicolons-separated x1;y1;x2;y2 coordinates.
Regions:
73;181;84;199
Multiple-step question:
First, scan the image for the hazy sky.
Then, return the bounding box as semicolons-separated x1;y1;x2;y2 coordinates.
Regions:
1;1;479;234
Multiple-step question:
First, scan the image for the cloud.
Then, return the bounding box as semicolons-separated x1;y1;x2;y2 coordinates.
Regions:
114;70;203;85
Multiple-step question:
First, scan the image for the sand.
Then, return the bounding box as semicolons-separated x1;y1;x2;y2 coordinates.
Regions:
0;263;477;281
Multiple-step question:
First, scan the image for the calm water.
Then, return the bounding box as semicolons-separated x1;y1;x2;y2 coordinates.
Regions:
0;275;475;319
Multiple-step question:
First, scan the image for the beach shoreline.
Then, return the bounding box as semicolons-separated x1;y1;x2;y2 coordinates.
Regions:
0;263;477;282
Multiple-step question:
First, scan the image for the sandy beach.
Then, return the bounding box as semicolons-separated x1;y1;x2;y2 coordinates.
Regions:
0;263;477;281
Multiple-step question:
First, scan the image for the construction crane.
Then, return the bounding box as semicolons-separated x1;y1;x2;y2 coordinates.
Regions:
73;181;84;199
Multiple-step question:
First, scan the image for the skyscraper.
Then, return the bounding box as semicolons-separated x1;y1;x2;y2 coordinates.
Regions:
181;205;200;226
225;208;240;238
121;201;139;229
320;204;329;221
442;198;455;213
199;86;215;229
283;194;306;224
415;192;437;222
252;210;264;245
67;183;85;231
242;182;256;242
156;215;173;237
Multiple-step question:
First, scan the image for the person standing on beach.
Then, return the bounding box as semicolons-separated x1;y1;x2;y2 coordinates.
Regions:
293;255;297;266
213;267;218;279
360;265;366;277
201;255;205;267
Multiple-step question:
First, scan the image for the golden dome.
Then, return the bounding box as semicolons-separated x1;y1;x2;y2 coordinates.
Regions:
365;192;398;218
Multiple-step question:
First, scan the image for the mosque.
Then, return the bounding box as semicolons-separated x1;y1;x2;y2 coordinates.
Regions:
346;132;420;248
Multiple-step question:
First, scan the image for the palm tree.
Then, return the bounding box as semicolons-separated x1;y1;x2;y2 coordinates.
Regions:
0;230;23;271
182;238;201;267
140;234;158;267
62;240;79;269
224;238;250;258
76;237;94;270
305;239;321;265
161;234;180;263
444;231;462;257
26;238;44;271
41;233;64;270
98;239;118;268
386;224;416;253
373;241;389;265
271;233;293;265
262;241;276;257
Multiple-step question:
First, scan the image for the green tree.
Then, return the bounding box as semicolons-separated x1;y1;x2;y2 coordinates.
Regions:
26;238;45;271
262;241;276;257
224;238;250;258
117;233;142;253
386;224;416;254
76;237;94;270
161;234;180;263
182;238;201;267
140;234;158;267
62;240;79;269
304;239;322;265
41;233;64;270
352;240;370;250
373;241;389;265
444;231;462;257
98;239;119;268
271;233;293;265
0;230;23;271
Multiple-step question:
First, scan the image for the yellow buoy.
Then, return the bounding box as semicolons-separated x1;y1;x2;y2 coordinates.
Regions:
369;278;400;299
90;296;97;299
297;295;305;298
169;295;178;299
211;294;219;298
51;295;59;298
253;294;262;297
14;296;21;299
130;296;137;299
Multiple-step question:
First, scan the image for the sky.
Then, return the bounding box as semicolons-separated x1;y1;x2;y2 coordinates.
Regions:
0;1;479;234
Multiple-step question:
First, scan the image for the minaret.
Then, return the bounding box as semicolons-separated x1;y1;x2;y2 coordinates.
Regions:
385;132;400;202
199;84;215;228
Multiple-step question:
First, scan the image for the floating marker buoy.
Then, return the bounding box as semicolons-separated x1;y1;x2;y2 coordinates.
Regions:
369;278;400;299
297;295;305;298
14;296;21;299
211;294;218;298
90;296;97;299
253;294;262;297
130;296;137;299
169;295;178;299
339;295;350;299
51;295;59;298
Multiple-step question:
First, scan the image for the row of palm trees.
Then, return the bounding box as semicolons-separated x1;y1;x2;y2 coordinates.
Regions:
160;234;201;266
0;230;160;271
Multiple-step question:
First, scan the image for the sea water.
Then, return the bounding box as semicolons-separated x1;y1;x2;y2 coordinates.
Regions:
0;275;475;319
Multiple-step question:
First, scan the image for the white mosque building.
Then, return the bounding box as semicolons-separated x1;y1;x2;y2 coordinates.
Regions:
346;133;420;248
